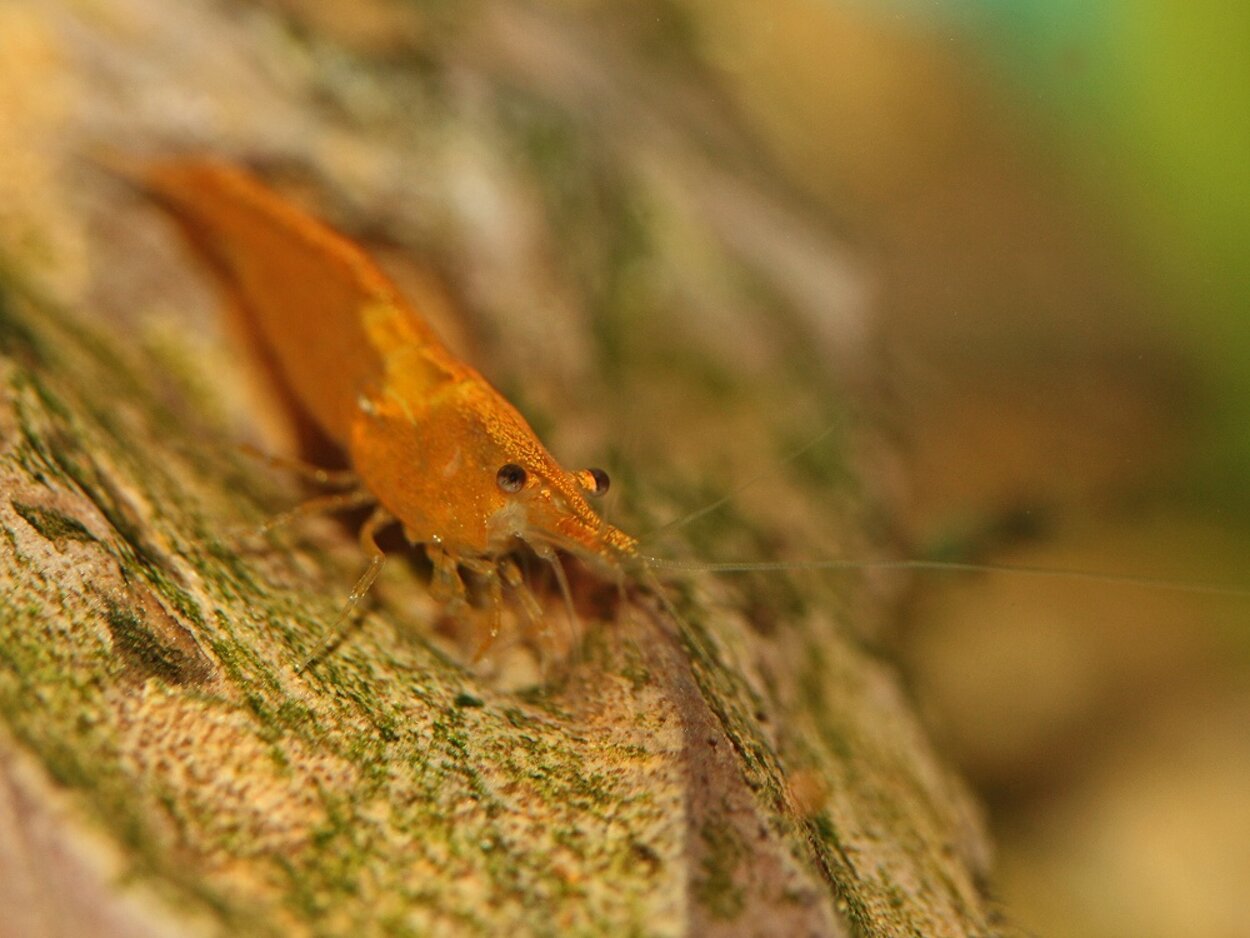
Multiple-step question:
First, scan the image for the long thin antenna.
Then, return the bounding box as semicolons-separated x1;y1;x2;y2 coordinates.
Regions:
638;554;1250;598
639;417;845;547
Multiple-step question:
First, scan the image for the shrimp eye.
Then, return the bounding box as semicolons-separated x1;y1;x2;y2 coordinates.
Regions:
580;467;610;497
496;463;527;493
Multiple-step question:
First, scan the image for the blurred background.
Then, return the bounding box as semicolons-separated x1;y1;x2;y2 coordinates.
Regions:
673;2;1250;936
2;0;1247;934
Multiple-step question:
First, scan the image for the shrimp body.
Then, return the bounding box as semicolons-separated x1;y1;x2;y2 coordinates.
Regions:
139;160;635;578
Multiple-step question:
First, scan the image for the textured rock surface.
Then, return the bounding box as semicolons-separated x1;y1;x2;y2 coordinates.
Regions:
0;1;1009;935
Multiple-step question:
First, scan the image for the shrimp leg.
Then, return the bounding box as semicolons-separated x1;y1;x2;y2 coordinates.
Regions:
238;442;360;488
257;488;376;537
295;504;394;673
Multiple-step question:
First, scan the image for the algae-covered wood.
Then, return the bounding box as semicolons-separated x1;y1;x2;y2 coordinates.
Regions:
0;1;1011;935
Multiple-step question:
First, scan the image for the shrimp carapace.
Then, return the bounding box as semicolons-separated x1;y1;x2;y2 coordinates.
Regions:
134;157;636;658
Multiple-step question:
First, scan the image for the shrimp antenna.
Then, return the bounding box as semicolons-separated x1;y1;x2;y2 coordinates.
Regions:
638;554;1250;598
638;416;846;547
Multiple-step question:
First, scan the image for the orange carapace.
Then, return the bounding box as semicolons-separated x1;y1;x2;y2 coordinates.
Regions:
136;158;636;653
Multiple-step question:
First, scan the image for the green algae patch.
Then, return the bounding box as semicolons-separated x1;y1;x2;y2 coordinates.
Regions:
11;500;97;545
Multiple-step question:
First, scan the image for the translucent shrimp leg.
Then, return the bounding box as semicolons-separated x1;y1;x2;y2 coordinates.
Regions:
295;505;394;673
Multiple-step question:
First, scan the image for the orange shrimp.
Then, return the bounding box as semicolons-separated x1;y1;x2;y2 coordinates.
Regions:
133;158;636;662
126;158;1248;671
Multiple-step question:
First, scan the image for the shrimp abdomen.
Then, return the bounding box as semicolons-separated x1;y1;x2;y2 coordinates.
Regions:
140;159;438;445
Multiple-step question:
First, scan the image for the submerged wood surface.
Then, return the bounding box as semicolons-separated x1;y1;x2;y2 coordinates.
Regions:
0;1;1010;935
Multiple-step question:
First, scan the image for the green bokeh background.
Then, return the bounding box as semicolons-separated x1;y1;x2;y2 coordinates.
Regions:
966;0;1250;514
